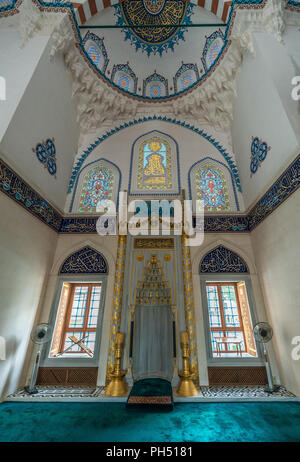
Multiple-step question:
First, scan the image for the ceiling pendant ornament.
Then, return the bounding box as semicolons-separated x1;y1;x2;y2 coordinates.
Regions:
114;0;194;56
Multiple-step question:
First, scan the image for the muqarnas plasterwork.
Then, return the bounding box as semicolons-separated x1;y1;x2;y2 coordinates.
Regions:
114;0;194;56
250;136;271;176
195;164;230;212
79;164;114;213
60;246;108;274
32;138;57;177
137;137;172;190
200;245;249;273
201;29;225;73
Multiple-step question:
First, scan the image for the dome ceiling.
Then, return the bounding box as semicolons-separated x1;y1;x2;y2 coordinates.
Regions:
81;2;227;99
115;0;194;56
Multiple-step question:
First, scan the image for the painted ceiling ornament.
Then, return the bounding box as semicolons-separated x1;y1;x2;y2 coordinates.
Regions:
201;29;225;72
114;0;194;56
250;136;271;176
32;138;57;178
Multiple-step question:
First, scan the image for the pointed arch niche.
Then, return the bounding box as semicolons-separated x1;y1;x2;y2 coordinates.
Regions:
69;158;121;213
129;130;180;196
189;158;240;212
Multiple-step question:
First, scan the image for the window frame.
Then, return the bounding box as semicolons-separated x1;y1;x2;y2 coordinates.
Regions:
200;274;263;366
206;282;246;354
41;274;107;367
59;282;102;356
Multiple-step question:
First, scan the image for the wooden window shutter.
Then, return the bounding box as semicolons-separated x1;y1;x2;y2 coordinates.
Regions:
237;282;256;356
50;283;71;357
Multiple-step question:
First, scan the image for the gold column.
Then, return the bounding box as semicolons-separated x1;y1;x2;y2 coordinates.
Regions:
106;235;127;383
105;333;128;396
181;234;199;386
177;332;198;396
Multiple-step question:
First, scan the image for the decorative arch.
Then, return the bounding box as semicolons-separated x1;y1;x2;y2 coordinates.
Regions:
82;32;109;73
143;71;169;98
111;63;138;93
68;117;241;194
69;158;121;213
128;130;180;195
188;157;239;211
200;245;249;273
60;246;108;274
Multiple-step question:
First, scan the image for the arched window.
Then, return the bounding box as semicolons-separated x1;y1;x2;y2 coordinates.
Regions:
79;164;114;213
48;247;108;362
129;131;180;195
137;137;172;191
201;29;225;72
83;32;109;74
200;246;258;359
173;63;199;93
111;64;138;93
195;164;230;211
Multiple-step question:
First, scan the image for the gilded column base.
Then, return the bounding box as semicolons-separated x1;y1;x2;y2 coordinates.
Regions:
105;372;128;397
177;374;199;397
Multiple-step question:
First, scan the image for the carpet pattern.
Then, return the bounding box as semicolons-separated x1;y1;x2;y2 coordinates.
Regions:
0;401;300;442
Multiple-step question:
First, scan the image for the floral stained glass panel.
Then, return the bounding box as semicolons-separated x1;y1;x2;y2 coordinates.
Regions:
79;165;114;212
137;137;172;190
196;164;230;211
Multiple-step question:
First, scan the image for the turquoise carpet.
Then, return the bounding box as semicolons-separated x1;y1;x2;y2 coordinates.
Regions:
0;402;300;442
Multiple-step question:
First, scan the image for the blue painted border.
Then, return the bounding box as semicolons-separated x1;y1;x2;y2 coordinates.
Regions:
128;129;181;196
60;245;108;274
23;0;265;102
69;157;122;212
68;116;241;194
188;157;240;211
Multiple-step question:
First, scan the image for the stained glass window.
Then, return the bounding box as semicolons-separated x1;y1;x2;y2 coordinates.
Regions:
180;72;193;90
137;137;172;190
0;0;13;7
87;45;102;68
117;73;131;91
79;164;114;213
195;164;230;211
51;283;102;357
206;282;256;357
149;84;162;98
